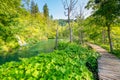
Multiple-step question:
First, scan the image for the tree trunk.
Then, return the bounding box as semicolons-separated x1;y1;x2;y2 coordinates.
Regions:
80;31;83;44
70;27;72;42
79;27;84;44
102;29;106;44
55;26;58;49
68;8;72;42
107;26;113;52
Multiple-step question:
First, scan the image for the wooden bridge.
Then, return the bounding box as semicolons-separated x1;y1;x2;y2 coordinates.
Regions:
88;43;120;80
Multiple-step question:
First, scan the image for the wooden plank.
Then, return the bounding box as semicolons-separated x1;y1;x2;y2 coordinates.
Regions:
87;43;120;80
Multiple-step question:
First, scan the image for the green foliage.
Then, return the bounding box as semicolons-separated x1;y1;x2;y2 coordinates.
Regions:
86;0;120;52
0;14;18;42
0;0;21;14
86;57;98;73
95;0;120;17
57;19;68;26
57;42;69;50
0;0;22;53
86;56;98;80
0;2;59;53
43;3;49;18
0;0;21;42
112;50;120;59
0;0;64;55
0;42;99;80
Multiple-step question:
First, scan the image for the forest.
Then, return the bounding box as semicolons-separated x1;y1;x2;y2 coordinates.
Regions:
0;0;120;80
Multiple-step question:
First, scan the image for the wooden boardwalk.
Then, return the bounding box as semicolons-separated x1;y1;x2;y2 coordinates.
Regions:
88;43;120;80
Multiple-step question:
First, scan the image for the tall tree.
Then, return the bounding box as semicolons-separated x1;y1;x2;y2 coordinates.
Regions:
30;0;39;14
43;3;49;18
62;0;78;42
30;0;35;14
34;4;39;13
86;0;120;52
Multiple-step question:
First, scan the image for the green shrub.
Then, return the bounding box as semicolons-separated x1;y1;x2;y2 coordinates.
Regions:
0;42;99;80
57;42;68;50
112;50;120;58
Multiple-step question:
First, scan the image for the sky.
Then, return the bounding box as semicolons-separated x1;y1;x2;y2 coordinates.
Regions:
34;0;92;19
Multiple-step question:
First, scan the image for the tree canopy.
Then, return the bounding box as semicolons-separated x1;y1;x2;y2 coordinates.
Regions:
86;0;120;52
43;3;49;18
30;0;39;14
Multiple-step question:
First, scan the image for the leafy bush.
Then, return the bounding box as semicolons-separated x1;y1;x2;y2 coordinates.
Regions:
0;42;99;80
57;42;68;50
86;57;98;80
112;50;120;58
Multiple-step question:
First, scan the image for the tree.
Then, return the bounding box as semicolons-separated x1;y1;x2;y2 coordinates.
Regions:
34;4;39;13
86;0;120;52
76;4;85;44
43;3;49;18
62;0;78;42
30;0;35;14
55;21;59;49
0;0;21;42
30;0;39;14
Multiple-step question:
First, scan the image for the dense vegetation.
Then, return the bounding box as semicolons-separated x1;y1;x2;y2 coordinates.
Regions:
0;42;99;80
84;0;120;57
0;0;119;80
0;0;119;57
0;0;63;55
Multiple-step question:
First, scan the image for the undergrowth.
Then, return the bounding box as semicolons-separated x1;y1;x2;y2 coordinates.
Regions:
0;42;99;80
